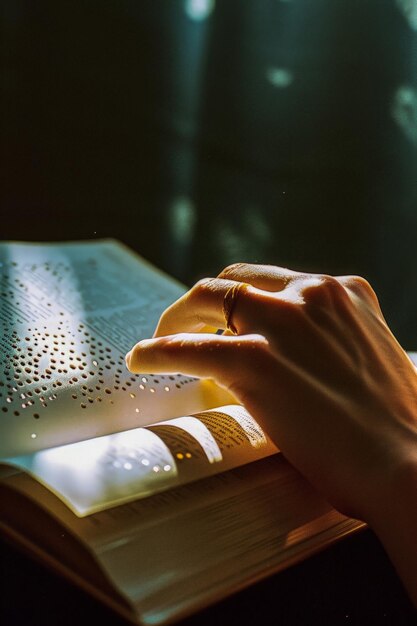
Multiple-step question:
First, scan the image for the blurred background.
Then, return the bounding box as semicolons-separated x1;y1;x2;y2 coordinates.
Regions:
1;0;417;346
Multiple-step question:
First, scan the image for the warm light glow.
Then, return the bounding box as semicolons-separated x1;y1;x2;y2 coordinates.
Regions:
9;427;178;515
158;416;223;464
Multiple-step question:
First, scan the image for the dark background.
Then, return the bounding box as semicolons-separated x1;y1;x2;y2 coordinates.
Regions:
1;528;417;625
1;0;417;346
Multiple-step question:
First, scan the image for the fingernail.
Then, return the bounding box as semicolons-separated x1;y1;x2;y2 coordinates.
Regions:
125;350;132;367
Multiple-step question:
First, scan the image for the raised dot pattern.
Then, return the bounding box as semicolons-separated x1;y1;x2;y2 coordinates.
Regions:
0;260;196;422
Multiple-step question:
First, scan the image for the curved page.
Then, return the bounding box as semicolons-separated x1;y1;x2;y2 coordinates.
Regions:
6;405;278;516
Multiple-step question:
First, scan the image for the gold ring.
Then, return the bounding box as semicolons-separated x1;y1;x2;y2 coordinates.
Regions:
222;282;248;334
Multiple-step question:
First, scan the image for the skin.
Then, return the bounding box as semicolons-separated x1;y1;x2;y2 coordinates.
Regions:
126;263;417;605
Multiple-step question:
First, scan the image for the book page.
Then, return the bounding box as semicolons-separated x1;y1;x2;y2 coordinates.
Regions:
5;405;278;516
0;240;233;458
0;455;364;626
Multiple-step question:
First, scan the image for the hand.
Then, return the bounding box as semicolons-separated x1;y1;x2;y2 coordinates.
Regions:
126;263;417;602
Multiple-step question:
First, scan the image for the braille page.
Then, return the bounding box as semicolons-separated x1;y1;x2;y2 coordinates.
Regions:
6;405;278;515
0;240;233;458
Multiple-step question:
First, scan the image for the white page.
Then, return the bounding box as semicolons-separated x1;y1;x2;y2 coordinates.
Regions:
0;240;233;457
6;405;278;516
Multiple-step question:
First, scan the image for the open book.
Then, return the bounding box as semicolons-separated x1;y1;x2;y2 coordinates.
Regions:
0;240;364;625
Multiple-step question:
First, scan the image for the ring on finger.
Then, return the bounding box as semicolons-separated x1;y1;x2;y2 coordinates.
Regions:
222;282;249;334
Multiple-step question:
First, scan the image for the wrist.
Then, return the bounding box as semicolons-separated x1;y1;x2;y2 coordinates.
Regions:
368;451;417;525
365;450;417;606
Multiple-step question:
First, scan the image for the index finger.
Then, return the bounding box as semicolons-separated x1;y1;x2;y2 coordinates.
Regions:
154;277;262;337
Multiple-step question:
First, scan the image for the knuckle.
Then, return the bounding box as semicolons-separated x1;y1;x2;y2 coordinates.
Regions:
218;262;248;279
194;277;212;289
340;275;379;305
352;276;376;297
319;274;344;293
192;277;217;297
317;274;345;298
302;275;347;307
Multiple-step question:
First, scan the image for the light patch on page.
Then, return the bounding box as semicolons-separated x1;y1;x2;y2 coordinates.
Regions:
156;416;223;463
195;405;269;449
218;404;268;448
6;428;178;516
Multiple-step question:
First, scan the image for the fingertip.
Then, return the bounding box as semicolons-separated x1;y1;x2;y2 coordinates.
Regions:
127;339;157;372
125;349;133;370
